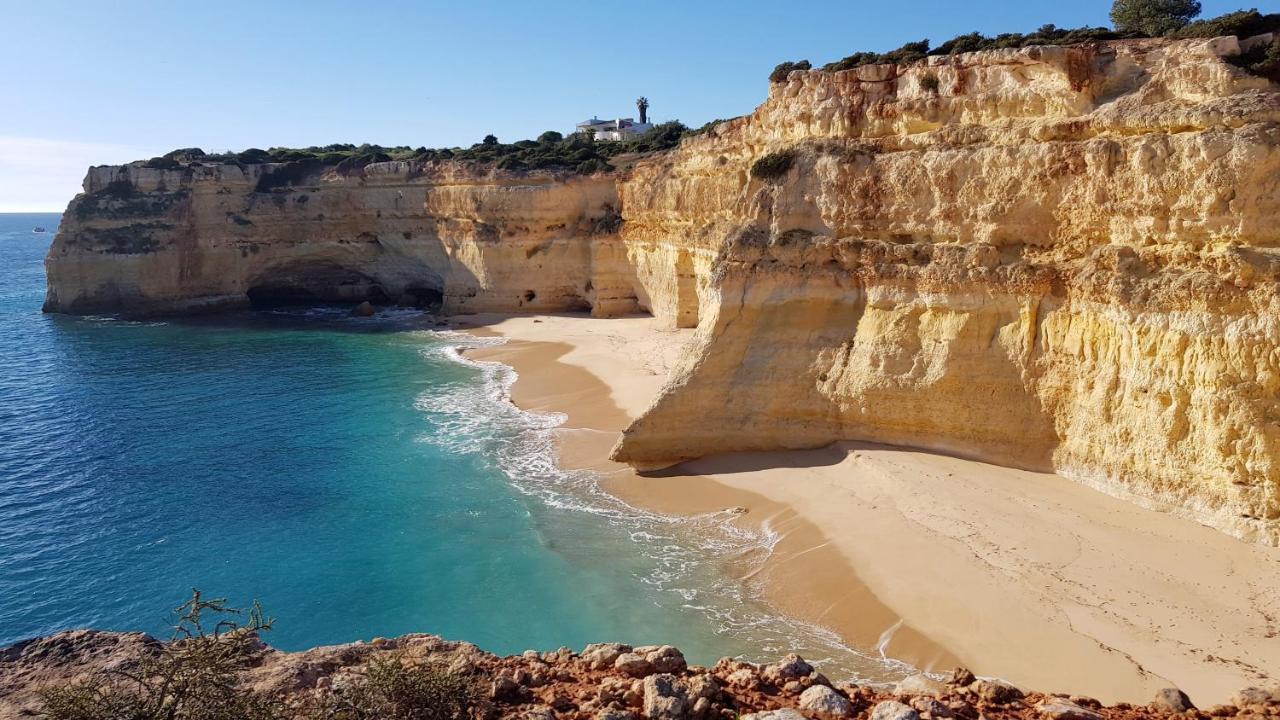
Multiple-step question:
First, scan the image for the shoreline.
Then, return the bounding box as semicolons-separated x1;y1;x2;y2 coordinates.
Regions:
461;318;956;680
457;312;1280;706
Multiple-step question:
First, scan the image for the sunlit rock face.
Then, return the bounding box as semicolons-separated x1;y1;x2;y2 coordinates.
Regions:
613;36;1280;545
43;162;637;317
47;35;1280;542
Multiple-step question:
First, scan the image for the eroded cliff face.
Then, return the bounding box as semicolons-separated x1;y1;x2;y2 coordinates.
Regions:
46;34;1280;543
612;36;1280;544
44;162;640;317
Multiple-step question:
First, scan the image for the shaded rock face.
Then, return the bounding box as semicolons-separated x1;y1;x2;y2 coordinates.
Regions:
44;35;1280;543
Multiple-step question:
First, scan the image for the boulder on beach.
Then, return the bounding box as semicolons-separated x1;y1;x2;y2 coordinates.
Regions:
895;673;945;697
1036;699;1104;720
799;684;854;718
1153;688;1196;713
871;699;920;720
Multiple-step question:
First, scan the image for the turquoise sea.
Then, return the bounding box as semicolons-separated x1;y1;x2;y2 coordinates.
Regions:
0;212;892;677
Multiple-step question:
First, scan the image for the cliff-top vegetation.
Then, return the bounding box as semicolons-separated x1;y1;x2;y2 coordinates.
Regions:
135;120;707;178
769;5;1280;81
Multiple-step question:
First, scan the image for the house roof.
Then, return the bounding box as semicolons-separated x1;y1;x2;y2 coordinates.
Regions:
577;117;637;129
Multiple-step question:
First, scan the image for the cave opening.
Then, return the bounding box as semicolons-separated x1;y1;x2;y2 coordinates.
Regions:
245;284;323;308
401;286;444;310
244;261;442;310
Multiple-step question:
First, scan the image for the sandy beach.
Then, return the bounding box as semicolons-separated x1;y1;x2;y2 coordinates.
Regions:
461;312;1280;706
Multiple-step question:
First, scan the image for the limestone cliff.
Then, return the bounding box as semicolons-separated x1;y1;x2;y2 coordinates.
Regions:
44;162;638;317
45;34;1280;543
612;35;1280;545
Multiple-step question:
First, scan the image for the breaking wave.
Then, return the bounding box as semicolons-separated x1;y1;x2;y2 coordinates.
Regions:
412;330;917;682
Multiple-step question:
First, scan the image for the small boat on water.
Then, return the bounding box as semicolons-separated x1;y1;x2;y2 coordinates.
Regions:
32;227;47;234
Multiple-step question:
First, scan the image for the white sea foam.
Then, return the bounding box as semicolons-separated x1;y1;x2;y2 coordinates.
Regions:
412;329;916;683
78;314;168;327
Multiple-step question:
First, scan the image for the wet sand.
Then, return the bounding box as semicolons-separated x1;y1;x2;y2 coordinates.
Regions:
460;312;1280;705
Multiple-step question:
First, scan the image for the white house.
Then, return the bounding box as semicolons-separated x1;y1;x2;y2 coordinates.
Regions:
575;116;654;142
576;98;656;142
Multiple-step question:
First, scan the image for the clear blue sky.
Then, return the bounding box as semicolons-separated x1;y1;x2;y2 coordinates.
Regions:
0;0;1260;211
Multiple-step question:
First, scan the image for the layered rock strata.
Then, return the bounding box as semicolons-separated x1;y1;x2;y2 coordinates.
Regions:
612;36;1280;544
43;163;640;318
45;35;1280;542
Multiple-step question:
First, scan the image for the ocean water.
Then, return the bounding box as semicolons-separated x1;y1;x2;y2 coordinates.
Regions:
0;212;899;678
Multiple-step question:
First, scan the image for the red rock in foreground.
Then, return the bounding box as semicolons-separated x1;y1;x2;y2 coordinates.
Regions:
2;631;1278;719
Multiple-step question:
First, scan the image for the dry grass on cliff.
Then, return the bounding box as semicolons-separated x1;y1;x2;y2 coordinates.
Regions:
33;591;478;720
37;591;282;720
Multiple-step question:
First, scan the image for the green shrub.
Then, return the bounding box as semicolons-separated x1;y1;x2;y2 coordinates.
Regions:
598;120;689;155
769;60;812;83
750;150;796;181
236;148;271;164
801;18;1169;76
334;152;392;175
929;31;988;55
825;40;929;71
315;654;476;720
928;24;1121;56
1229;37;1280;80
690;117;740;135
495;155;526;170
129;120;694;179
576;158;611;175
38;590;283;720
142;156;181;170
919;72;941;93
1173;8;1280;38
1110;0;1202;35
255;160;323;192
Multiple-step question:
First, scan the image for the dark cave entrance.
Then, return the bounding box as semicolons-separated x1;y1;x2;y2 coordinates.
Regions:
402;286;444;310
245;262;390;309
244;262;445;311
245;280;392;309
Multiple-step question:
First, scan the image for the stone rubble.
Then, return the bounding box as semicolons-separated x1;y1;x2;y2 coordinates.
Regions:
5;630;1280;719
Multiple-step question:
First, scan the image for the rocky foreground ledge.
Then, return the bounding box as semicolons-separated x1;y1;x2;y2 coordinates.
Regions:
2;631;1277;720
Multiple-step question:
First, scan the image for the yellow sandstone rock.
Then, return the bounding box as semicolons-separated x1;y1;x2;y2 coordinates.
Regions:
613;36;1280;544
45;35;1280;543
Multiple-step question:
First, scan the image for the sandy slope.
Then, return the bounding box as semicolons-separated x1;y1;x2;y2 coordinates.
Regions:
460;313;1280;706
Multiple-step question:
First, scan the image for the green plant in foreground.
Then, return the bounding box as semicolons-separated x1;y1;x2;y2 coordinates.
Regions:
38;590;479;720
314;654;476;720
38;589;282;720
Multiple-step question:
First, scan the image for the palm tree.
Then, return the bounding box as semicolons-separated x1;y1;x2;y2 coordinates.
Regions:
636;97;650;125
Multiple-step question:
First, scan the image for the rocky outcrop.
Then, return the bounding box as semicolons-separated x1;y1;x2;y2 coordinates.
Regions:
4;630;1277;719
44;35;1280;543
43;162;640;318
610;36;1280;545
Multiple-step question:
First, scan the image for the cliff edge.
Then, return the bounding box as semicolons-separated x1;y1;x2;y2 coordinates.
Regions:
3;628;1276;719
